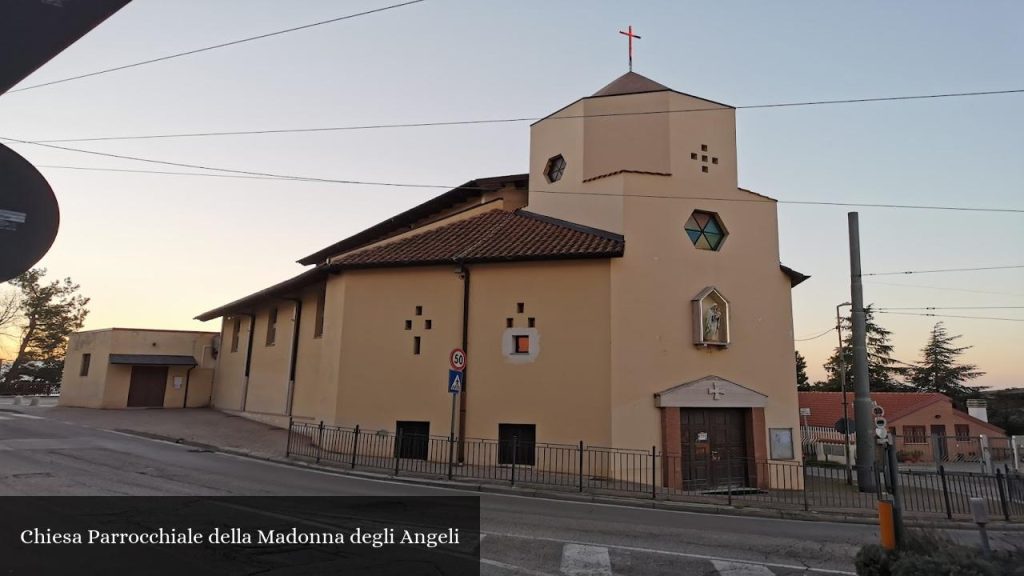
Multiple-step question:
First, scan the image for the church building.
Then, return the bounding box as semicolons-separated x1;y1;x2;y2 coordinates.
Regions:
197;72;809;489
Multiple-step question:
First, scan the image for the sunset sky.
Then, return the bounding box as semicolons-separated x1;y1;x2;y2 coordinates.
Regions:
1;0;1021;389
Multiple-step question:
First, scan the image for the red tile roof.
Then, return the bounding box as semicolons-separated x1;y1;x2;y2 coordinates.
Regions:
328;209;624;269
798;391;949;428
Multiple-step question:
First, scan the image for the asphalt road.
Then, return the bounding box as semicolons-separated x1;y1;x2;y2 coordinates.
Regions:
0;408;1009;575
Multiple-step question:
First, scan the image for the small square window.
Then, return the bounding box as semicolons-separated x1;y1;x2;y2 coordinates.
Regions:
690;153;698;160
701;155;708;162
701;144;708;152
405;320;412;330
425;319;432;330
506;318;513;328
415;306;423;316
513;335;530;354
528;317;535;328
516;302;525;314
712;157;719;165
701;166;708;173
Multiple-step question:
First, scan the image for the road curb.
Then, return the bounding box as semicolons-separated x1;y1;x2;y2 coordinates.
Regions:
62;424;1024;531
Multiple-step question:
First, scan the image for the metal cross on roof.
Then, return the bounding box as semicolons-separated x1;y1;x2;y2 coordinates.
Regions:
618;25;641;71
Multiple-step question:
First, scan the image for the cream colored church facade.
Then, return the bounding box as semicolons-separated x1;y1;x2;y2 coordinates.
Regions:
198;72;808;490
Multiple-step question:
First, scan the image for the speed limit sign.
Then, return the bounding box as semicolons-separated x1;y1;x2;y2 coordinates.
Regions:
449;348;467;371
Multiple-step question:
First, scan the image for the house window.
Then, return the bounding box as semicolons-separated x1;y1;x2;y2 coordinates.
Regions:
513;335;530;355
266;307;278;346
684;210;727;251
955;424;970;441
498;423;536;465
230;318;241;352
80;353;91;376
313;284;326;339
903;426;927;444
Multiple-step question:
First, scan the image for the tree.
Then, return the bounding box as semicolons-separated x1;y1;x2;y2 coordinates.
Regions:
0;269;89;394
795;351;811;390
822;305;909;392
908;322;985;407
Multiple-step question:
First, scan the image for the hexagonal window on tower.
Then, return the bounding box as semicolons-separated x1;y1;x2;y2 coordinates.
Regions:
684;210;727;251
544;155;566;183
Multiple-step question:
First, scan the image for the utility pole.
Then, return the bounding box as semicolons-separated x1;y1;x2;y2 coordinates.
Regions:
836;302;853;486
849;212;876;492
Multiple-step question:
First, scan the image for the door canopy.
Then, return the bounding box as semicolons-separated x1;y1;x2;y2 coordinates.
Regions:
654;375;767;408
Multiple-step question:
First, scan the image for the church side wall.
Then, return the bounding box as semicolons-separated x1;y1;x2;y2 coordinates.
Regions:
212;316;249;411
290;283;332;423
244;304;294;416
466;260;612;447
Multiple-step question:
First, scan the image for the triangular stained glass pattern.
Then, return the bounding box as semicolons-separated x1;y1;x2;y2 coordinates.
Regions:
684;215;699;231
686;229;702;243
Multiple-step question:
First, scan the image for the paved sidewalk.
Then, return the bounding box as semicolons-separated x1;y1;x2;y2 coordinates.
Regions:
10;406;287;460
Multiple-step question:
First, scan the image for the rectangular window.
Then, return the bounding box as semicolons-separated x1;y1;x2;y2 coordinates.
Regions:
230;318;241;352
498;423;536;466
79;353;91;376
903;426;927;444
266;307;278;346
413;336;421;355
955;424;970;441
313;284;326;339
513;335;530;355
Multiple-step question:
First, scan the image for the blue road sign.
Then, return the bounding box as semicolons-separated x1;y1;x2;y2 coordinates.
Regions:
448;370;463;394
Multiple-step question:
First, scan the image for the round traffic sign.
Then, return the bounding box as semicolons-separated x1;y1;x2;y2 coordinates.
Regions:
449;348;466;371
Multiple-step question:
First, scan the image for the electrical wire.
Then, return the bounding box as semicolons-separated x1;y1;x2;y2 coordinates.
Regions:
863;265;1024;276
864;280;1024;298
21;159;1024;215
795;327;836;341
877;306;1024;311
24;88;1024;143
21;90;1024;142
4;0;426;94
876;311;1024;322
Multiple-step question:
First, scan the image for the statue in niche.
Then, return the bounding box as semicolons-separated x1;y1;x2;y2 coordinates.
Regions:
704;303;722;342
692;287;729;347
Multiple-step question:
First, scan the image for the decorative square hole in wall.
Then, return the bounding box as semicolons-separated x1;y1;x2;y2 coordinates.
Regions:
691;144;718;174
404;306;432;354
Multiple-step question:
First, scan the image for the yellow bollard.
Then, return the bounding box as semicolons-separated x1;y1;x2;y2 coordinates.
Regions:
878;500;896;551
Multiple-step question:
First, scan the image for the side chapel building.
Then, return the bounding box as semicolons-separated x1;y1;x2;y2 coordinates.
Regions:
197;72;809;489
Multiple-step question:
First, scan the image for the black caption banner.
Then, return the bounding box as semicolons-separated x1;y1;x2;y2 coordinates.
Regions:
0;496;480;575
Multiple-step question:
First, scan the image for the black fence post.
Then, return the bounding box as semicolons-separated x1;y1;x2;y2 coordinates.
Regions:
285;417;293;457
447;433;455;481
394;429;403;476
315;420;324;464
578;441;584;493
996;469;1011;522
351;425;360;469
938;465;953;520
802;460;810;512
726;450;733;506
511;435;518;486
651;445;657;500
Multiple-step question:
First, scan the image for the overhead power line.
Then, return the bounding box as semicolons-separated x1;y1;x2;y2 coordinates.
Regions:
863;265;1024;276
864;280;1024;298
27;161;1024;214
876;311;1024;323
4;0;425;94
24;88;1024;143
878;306;1024;311
795;327;836;341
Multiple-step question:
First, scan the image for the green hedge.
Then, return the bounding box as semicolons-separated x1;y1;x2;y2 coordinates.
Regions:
855;531;1024;576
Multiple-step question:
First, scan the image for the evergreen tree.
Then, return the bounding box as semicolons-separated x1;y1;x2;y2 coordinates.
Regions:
822;305;908;392
909;322;985;407
0;269;89;394
795;351;810;390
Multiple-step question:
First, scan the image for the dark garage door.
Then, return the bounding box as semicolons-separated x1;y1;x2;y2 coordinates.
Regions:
127;366;168;407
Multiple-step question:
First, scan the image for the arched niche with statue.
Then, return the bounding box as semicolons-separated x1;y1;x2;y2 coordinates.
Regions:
691;287;730;347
